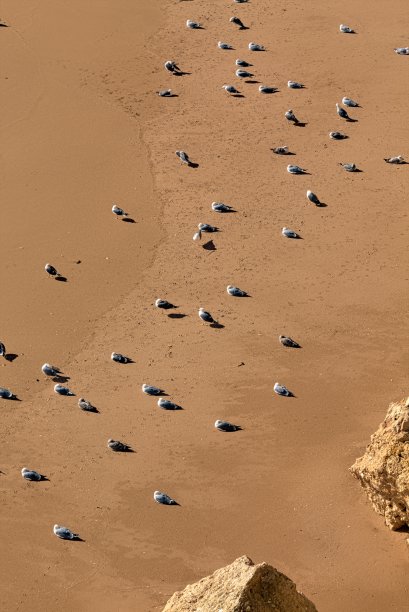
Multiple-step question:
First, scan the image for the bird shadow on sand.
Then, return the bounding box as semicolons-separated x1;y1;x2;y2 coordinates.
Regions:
121;358;136;364
210;322;225;329
294;122;308;128
71;536;86;542
346;118;358;123
245;80;259;84
167;313;188;319
203;240;216;251
173;71;191;77
5;353;18;362
261;88;279;94
271;150;296;156
122;217;136;223
8;396;22;402
315;202;328;207
232;94;245;98
52;375;70;384
187;161;199;168
0;23;9;28
55;276;68;282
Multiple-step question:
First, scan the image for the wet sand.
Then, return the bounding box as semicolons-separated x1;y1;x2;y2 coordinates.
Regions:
0;0;408;611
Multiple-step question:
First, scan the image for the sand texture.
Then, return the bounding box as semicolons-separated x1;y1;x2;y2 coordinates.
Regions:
0;0;408;611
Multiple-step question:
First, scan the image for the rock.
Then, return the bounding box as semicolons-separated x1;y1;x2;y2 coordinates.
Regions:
350;397;409;530
162;555;317;612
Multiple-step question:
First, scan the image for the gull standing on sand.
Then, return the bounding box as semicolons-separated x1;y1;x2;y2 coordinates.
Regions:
329;131;347;140
0;387;13;399
142;383;163;395
307;190;321;205
339;24;354;33
339;162;357;172
21;467;44;481
230;16;247;29
198;308;216;324
78;398;98;412
288;80;304;89
384;155;405;164
198;223;218;232
164;60;180;74
158;398;182;410
287;164;307;174
54;384;74;396
215;419;242;432
259;85;277;94
272;146;289;155
45;263;61;278
107;439;133;452
236;69;254;79
248;42;265;51
218;41;233;50
193;229;202;241
281;227;300;239
342;96;359;107
285;109;299;124
222;84;241;95
212;202;233;213
154;491;178;505
155;298;175;309
236;59;252;67
336;103;352;121
175;150;193;166
53;525;79;540
274;382;294;397
186;19;202;29
112;204;128;218
41;363;61;377
0;342;6;358
394;47;409;55
111;352;130;364
279;335;301;348
227;285;248;297
156;89;173;97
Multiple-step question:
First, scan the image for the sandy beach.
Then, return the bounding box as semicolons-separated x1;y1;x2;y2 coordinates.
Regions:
0;0;408;610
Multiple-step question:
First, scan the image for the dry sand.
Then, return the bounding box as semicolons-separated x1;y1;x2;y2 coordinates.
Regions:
0;0;408;610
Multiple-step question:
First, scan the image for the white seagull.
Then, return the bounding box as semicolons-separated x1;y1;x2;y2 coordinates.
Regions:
198;223;218;232
215;419;242;432
272;146;289;155
288;80;304;89
279;335;301;348
212;202;233;212
21;467;44;481
158;398;182;410
154;491;178;505
248;42;265;51
45;263;61;278
112;204;128;218
142;384;163;395
0;387;13;399
342;96;359;107
227;285;248;297
281;227;300;239
339;24;354;33
186;19;202;29
111;352;130;363
329;131;347;140
156;89;173;97
384;155;405;164
307;190;321;205
78;398;98;412
236;69;254;79
41;363;61;377
54;384;74;396
164;60;180;73
285;109;299;124
193;229;202;241
274;382;294;397
107;438;133;452
53;525;79;540
287;164;307;174
394;47;409;55
336;103;351;120
155;298;175;309
339;162;357;172
236;59;252;67
222;84;241;95
198;308;216;324
218;41;233;50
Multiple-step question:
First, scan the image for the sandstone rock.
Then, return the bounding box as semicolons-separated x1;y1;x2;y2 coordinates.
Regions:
350;397;409;530
162;555;317;612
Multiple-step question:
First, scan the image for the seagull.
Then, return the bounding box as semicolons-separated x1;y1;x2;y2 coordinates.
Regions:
236;59;252;67
158;398;182;410
329;131;347;140
259;85;277;93
112;204;128;218
287;164;307;174
107;438;133;452
154;490;178;505
281;227;300;239
198;308;216;324
78;398;98;412
230;16;246;29
273;382;294;397
0;387;13;399
272;146;289;155
155;298;175;309
215;419;242;432
53;525;79;540
218;41;233;50
234;0;249;3
339;162;357;172
279;335;301;348
0;342;6;358
288;80;304;89
222;84;241;95
175;150;193;165
212;202;233;212
54;384;74;396
384;155;405;164
306;190;321;205
394;47;409;55
236;69;254;79
227;285;248;297
41;363;60;377
342;96;359;107
157;89;173;97
142;383;163;395
285;109;299;124
21;467;43;481
111;352;130;364
198;223;218;232
193;229;202;241
164;60;180;73
186;19;202;29
248;42;265;51
339;24;354;33
336;103;352;120
45;263;61;278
